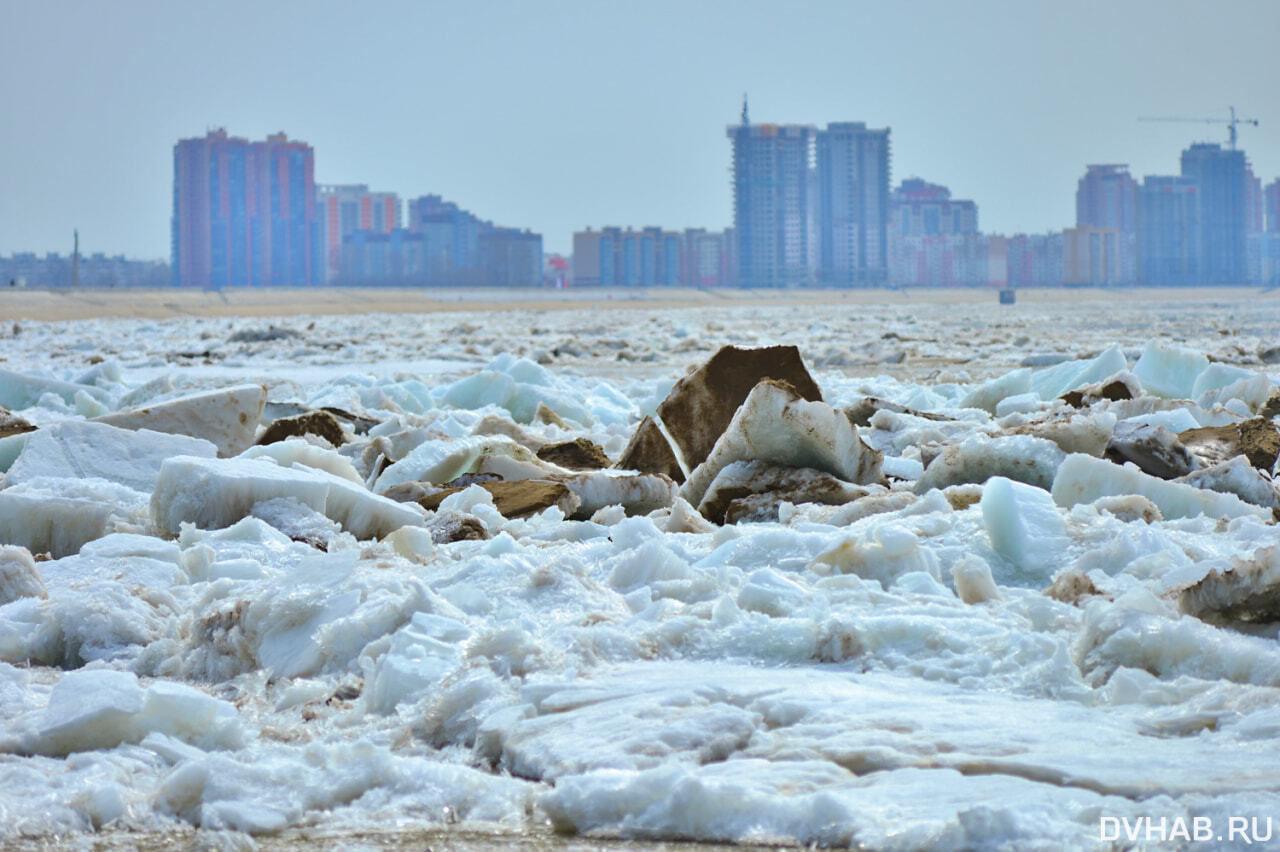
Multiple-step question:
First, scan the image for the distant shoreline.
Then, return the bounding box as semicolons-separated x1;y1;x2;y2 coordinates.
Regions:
0;284;1273;323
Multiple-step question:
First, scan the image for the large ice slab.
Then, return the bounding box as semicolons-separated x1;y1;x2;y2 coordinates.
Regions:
0;368;112;411
1028;344;1128;401
1051;453;1269;521
1132;341;1209;399
915;434;1065;493
980;476;1068;582
152;455;423;539
681;380;882;508
96;384;266;457
957;368;1031;414
4;421;217;493
28;669;243;757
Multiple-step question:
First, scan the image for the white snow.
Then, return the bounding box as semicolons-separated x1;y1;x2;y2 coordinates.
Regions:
1;304;1280;848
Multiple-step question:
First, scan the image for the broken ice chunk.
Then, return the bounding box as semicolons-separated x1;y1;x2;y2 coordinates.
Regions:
1132;341;1209;399
1051;453;1269;521
980;476;1068;582
96;384;266;457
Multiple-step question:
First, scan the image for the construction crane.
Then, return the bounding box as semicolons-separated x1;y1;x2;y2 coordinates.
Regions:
1138;105;1259;150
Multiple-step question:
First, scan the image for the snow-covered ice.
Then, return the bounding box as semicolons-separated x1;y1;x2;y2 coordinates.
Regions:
1;295;1280;849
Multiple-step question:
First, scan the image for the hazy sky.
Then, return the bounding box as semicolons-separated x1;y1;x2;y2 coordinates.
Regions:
3;0;1278;259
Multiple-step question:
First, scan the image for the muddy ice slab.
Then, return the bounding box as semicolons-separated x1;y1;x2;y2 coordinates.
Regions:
374;435;559;493
1180;544;1280;624
535;437;610;471
657;344;823;471
615;415;685;482
1179;418;1280;472
4;421;217;493
96;384;266;457
697;460;872;524
0;408;35;439
399;478;581;519
152;455;423;539
681;380;882;508
1104;421;1198;479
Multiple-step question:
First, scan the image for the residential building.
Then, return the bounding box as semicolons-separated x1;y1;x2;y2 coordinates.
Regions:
1267;179;1280;232
815;122;890;284
1137;175;1200;286
1179;143;1248;284
479;227;542;286
316;185;400;282
338;229;426;285
571;227;734;287
681;228;734;287
1062;226;1121;285
1248;233;1280;285
886;179;982;286
1006;232;1063;287
891;178;978;237
570;227;682;287
171;129;319;288
1;253;169;288
727;106;817;287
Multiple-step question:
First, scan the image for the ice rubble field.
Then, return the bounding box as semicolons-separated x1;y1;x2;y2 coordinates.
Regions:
2;295;1280;849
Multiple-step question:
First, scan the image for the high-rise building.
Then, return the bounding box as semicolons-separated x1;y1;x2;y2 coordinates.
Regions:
1075;164;1137;283
815;122;890;285
1246;169;1264;235
172;129;319;288
727;104;816;287
886;178;982;286
1267;179;1280;233
406;195;486;283
1137;175;1200;286
1076;165;1137;233
317;185;400;282
1180;143;1248;284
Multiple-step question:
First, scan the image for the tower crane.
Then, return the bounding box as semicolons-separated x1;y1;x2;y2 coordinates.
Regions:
1137;106;1259;150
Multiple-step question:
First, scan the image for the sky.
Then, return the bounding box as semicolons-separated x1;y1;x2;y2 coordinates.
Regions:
2;0;1279;259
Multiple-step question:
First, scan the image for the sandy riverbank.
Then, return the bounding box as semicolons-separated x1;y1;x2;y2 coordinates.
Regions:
0;285;1272;322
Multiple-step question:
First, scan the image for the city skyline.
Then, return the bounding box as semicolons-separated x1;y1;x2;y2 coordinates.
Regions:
3;0;1280;259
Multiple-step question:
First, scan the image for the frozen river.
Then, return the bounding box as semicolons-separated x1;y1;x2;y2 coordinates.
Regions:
2;288;1280;850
